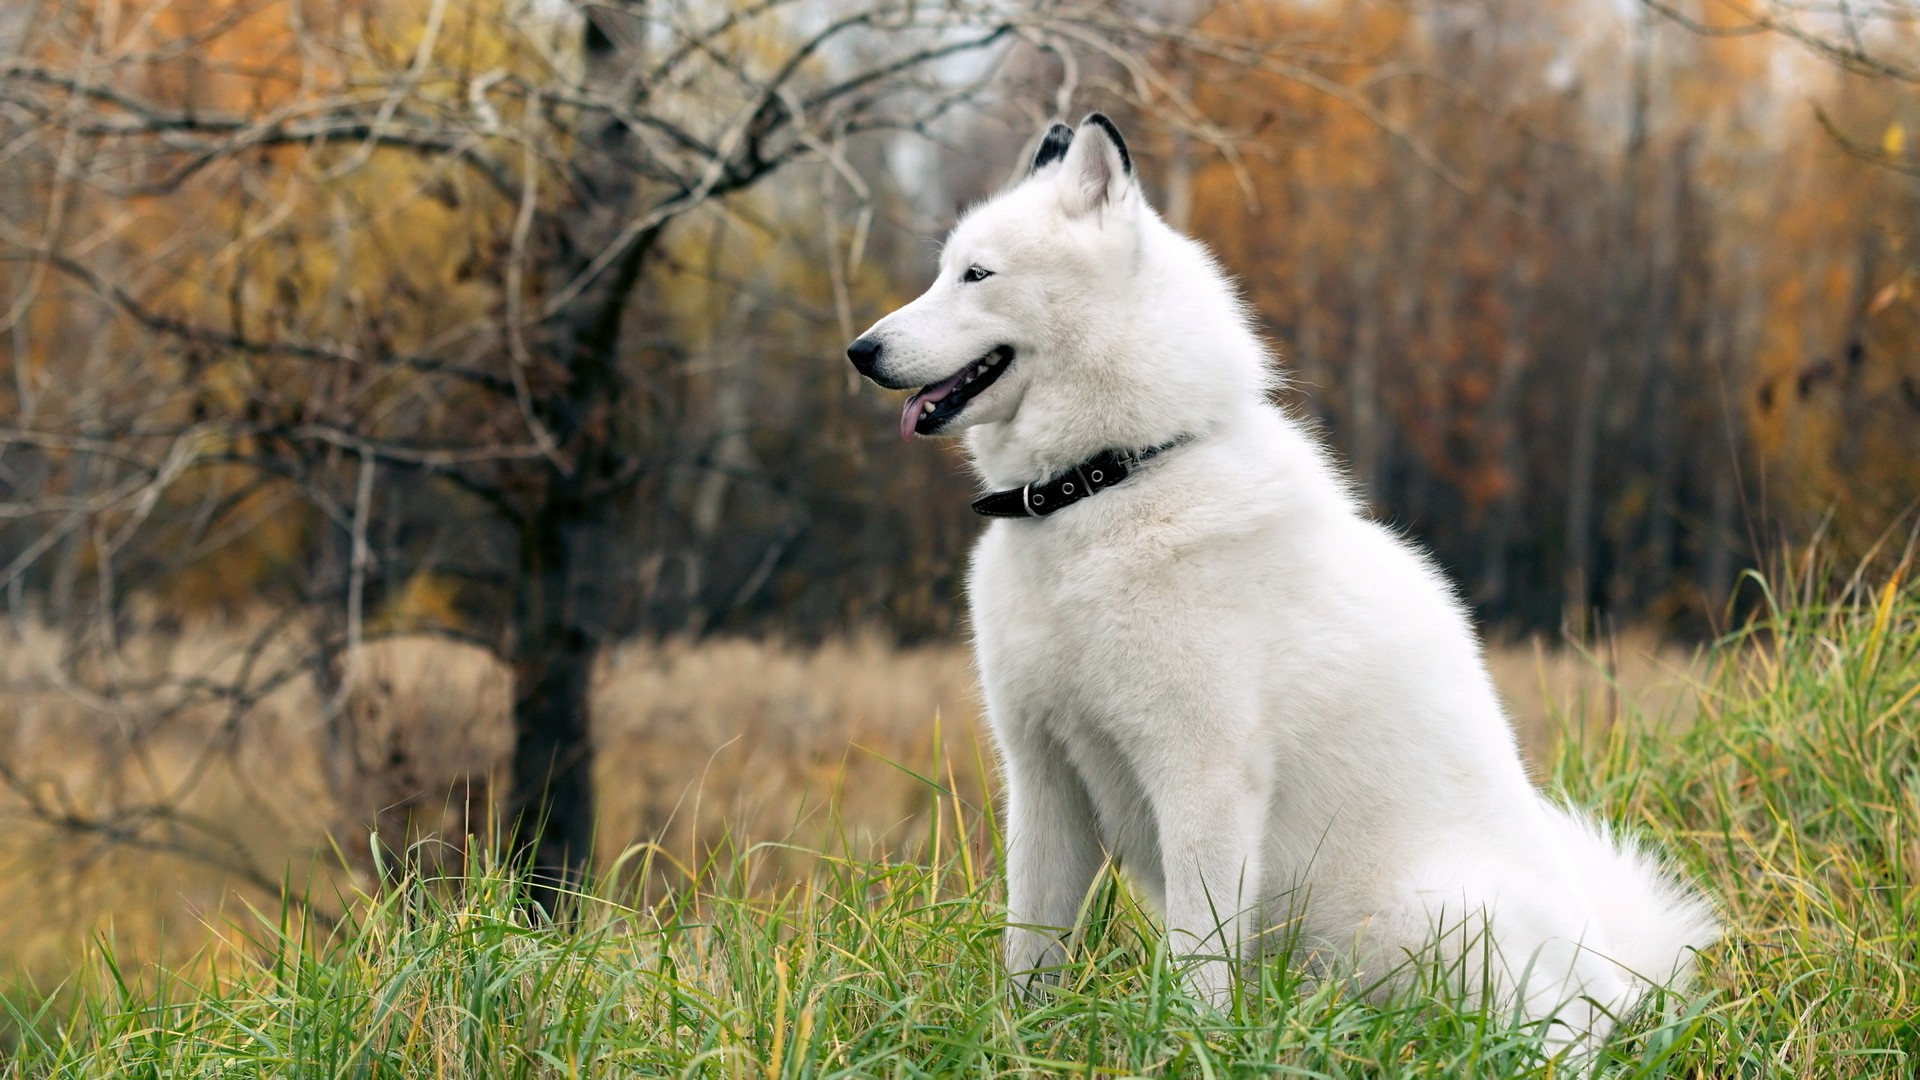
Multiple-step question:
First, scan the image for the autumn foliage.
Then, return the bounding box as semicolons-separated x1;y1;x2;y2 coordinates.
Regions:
1182;0;1920;631
2;0;1916;894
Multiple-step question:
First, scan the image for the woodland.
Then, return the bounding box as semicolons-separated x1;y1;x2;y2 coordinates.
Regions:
1;0;1917;901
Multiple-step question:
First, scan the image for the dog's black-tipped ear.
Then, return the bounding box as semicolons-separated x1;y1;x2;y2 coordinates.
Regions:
1081;113;1132;175
1030;123;1074;175
1055;112;1137;218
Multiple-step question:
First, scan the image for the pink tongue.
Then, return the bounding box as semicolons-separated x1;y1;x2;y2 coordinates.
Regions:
899;365;973;440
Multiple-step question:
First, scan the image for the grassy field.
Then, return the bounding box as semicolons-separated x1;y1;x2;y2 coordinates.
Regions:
1;569;1914;1076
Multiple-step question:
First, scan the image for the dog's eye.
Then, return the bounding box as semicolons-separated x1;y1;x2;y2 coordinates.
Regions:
962;265;993;284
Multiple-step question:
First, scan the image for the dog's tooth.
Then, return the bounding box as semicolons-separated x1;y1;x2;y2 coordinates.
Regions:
923;401;935;414
977;363;989;375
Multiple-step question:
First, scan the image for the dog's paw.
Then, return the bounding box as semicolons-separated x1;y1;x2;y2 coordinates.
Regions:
1006;967;1063;1005
1175;956;1237;1014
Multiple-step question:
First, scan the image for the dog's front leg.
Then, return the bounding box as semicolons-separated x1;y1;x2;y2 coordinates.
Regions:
1150;760;1266;1010
999;724;1102;995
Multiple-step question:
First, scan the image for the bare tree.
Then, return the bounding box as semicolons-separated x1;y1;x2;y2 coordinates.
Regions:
0;0;1350;910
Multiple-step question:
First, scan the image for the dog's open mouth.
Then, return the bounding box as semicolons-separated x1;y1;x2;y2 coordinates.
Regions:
899;345;1014;439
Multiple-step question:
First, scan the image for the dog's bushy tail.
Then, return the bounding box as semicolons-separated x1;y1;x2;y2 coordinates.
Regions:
1549;806;1720;988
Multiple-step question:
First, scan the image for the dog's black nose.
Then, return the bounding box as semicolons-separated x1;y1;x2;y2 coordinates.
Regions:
846;337;883;377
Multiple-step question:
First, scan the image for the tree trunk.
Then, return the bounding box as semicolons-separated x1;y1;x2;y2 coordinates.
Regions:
1703;262;1759;620
1640;130;1693;611
1289;175;1326;405
686;286;761;632
1477;263;1535;612
503;0;650;913
1704;440;1738;616
1350;249;1384;505
507;493;603;911
1566;9;1652;634
1563;343;1608;630
1162;71;1196;233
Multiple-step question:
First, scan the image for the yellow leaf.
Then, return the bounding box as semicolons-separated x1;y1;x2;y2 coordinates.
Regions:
1867;281;1899;316
1884;122;1906;157
376;573;465;633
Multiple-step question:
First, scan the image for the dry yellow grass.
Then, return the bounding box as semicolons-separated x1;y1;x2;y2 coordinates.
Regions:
0;623;1697;990
592;635;988;884
1485;630;1702;766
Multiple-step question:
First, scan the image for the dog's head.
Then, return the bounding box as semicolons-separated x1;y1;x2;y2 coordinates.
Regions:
846;113;1149;441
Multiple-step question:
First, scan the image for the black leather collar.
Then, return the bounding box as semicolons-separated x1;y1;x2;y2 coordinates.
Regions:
971;436;1192;519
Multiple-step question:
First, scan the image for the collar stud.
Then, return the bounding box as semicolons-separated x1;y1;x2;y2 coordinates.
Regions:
970;435;1191;519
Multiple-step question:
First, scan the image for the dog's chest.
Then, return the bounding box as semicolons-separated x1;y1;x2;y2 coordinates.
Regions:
968;517;1233;876
969;518;1200;724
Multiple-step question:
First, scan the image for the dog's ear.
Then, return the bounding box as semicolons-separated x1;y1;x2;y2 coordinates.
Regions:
1055;112;1135;219
1029;122;1074;176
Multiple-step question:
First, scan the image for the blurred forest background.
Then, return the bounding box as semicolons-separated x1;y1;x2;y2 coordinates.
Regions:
1;0;1916;984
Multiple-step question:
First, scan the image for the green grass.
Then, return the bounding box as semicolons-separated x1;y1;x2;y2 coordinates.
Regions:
4;568;1916;1078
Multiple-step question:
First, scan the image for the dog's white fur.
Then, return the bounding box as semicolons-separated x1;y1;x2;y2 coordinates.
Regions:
852;116;1716;1049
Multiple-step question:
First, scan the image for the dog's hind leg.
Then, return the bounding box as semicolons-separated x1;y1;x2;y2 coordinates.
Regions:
999;723;1104;994
1399;859;1636;1057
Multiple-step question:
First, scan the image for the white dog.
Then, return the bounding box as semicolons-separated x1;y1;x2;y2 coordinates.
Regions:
847;114;1716;1050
